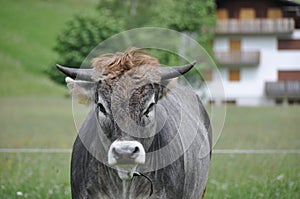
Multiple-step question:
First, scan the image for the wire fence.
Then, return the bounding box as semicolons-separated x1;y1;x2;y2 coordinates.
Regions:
0;148;299;154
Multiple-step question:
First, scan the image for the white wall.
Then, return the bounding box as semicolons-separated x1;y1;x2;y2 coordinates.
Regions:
291;30;300;39
242;36;277;51
211;33;300;106
213;37;228;51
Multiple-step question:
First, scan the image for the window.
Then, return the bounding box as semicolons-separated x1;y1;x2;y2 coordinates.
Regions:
267;8;282;19
229;69;240;81
203;70;212;81
230;39;241;51
278;40;300;50
278;70;300;81
229;40;241;64
217;9;228;19
239;8;255;19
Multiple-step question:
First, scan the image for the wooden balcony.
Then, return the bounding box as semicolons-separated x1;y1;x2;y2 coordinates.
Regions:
214;51;260;67
216;18;295;35
265;81;300;98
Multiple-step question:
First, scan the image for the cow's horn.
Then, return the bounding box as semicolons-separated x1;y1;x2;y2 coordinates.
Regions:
56;64;93;81
160;61;196;80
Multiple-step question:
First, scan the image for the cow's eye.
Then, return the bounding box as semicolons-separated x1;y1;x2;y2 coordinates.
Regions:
143;102;155;117
97;103;107;115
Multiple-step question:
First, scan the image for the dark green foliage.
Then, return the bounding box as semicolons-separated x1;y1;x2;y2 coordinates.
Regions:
146;49;181;66
98;0;215;44
97;0;216;83
47;0;216;84
97;0;168;28
46;12;123;84
168;0;216;35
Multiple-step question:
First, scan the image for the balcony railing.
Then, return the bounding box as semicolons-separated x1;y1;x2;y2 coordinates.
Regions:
265;81;300;98
216;18;295;35
214;51;260;66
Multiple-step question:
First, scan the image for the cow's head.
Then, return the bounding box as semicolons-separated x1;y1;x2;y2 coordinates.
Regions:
57;49;195;180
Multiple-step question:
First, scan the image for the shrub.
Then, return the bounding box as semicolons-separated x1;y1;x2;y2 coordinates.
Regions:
47;12;123;84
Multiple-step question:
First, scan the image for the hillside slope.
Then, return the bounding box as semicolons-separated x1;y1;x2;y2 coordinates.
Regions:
0;0;98;96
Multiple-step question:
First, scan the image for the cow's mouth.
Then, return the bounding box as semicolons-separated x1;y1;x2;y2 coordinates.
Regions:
114;165;138;180
108;140;146;180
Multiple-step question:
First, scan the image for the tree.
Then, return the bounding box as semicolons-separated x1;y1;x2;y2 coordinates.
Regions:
47;0;215;84
46;12;123;84
97;0;215;45
168;0;216;49
97;0;169;28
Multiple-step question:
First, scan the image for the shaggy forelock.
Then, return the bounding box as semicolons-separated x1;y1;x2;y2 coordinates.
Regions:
91;48;160;81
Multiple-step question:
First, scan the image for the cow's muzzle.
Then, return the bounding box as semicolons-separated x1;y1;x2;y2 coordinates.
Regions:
108;141;146;180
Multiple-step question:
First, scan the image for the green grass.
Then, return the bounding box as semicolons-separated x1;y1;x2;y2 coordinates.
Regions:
1;98;299;149
0;153;71;199
0;0;98;96
206;154;300;199
213;105;300;149
1;153;298;199
0;98;299;198
0;53;67;96
0;97;76;148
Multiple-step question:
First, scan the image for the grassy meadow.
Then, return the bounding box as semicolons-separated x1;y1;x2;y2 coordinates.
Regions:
0;0;98;96
1;99;299;198
0;0;299;198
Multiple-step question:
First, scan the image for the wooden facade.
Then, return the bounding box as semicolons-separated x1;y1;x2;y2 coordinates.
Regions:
278;71;300;81
278;39;300;50
216;0;300;20
216;0;300;29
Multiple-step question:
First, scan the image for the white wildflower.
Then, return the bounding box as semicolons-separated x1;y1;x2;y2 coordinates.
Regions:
288;181;295;187
276;174;284;181
16;191;23;196
48;189;53;195
221;183;228;190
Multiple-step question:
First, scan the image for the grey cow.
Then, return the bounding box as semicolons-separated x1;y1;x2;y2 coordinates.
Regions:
57;48;212;199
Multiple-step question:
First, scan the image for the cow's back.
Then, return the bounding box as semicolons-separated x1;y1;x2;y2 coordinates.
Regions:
156;87;211;198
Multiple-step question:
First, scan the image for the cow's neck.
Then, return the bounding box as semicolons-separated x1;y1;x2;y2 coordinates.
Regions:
122;180;132;199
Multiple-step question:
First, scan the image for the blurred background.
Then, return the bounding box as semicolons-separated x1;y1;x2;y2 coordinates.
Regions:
0;0;299;198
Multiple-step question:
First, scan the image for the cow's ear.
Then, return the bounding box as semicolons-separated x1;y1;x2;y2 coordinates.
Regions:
65;77;96;105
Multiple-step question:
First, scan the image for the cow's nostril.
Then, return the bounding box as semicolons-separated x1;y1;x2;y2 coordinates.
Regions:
133;146;140;154
112;147;120;157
